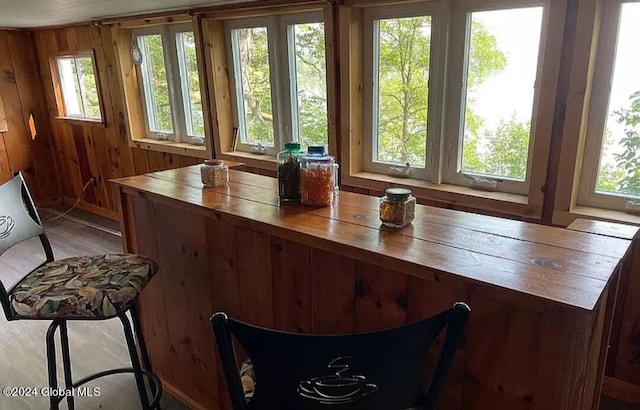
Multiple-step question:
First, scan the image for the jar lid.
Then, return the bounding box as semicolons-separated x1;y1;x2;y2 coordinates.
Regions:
204;159;225;167
284;142;301;151
307;145;326;156
385;187;412;199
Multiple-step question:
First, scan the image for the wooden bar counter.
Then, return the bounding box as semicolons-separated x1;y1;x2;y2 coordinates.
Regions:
112;166;637;410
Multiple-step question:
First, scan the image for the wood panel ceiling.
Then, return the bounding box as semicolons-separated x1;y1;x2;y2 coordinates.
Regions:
0;0;247;28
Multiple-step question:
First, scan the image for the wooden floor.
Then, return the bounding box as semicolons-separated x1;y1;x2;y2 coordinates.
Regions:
0;209;637;410
0;210;187;410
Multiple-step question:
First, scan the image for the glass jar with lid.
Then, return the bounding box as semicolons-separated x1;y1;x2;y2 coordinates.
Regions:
201;159;229;187
379;188;416;228
300;146;335;207
277;142;303;202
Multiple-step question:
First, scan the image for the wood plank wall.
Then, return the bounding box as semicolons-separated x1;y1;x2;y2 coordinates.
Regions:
0;30;59;203
32;26;203;219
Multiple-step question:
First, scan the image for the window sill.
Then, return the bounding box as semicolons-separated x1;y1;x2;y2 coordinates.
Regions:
553;205;640;228
218;151;277;171
131;138;211;159
343;172;540;220
55;116;105;128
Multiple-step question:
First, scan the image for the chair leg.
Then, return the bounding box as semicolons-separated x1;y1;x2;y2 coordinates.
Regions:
130;304;160;410
45;321;60;410
119;312;151;410
130;304;153;373
59;322;75;410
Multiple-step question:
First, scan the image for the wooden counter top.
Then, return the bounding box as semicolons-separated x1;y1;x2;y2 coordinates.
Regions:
113;165;635;312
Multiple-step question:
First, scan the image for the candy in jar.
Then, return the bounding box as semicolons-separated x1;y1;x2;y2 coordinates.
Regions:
379;188;416;228
300;146;335;207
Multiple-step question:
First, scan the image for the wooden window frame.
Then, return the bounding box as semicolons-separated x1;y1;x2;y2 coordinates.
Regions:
133;23;206;146
340;0;566;219
362;2;447;182
441;0;548;195
577;0;640;213
225;11;328;157
201;3;337;171
49;50;105;125
112;17;214;159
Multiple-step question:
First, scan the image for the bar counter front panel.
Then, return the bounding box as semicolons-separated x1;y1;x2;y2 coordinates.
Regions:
112;165;636;410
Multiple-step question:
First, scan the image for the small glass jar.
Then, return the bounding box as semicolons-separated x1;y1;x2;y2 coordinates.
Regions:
379;188;416;228
300;146;335;207
201;159;229;187
277;142;302;202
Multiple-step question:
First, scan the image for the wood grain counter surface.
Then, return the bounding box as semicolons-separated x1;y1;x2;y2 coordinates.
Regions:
113;165;634;312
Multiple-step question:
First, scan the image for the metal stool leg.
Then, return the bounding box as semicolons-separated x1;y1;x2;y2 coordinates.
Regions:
45;321;60;410
130;304;160;409
60;322;75;410
119;312;151;410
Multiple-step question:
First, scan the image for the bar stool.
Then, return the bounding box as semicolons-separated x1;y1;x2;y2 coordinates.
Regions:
0;172;162;410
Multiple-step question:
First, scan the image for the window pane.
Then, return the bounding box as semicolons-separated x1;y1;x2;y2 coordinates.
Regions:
289;22;327;150
373;16;431;167
57;57;84;117
138;34;173;134
460;7;543;180
76;57;101;119
176;31;204;139
595;3;640;198
232;27;274;146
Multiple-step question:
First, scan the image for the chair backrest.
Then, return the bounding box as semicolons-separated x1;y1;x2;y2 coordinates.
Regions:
0;172;53;319
212;302;470;410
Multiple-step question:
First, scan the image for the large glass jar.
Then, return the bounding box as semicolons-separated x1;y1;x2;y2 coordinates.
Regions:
201;159;229;187
277;142;302;202
300;146;335;207
379;188;416;228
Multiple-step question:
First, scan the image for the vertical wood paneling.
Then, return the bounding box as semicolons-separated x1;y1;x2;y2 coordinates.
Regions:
0;133;11;182
354;262;408;332
0;30;60;202
0;85;6;132
236;227;273;328
207;216;239;410
271;237;311;333
310;249;355;333
129;195;173;382
97;26;136;178
28;26;204;216
464;293;541;410
34;30;73;198
155;202;217;408
0;31;39;197
7;31;59;200
407;276;470;410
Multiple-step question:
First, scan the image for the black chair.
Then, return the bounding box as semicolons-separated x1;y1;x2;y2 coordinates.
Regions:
211;302;470;410
0;172;162;410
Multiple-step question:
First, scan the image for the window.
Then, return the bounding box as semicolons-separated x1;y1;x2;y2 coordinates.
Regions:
134;24;205;145
579;1;640;212
227;13;328;155
51;52;102;121
362;1;546;195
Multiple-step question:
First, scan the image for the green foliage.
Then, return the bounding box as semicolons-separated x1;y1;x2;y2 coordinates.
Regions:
77;57;100;119
481;116;530;179
466;21;507;90
613;91;640;196
141;34;173;132
181;32;205;138
377;16;431;166
236;27;274;145
293;23;328;149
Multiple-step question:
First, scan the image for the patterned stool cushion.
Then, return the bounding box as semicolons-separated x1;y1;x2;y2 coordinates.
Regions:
8;254;158;319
